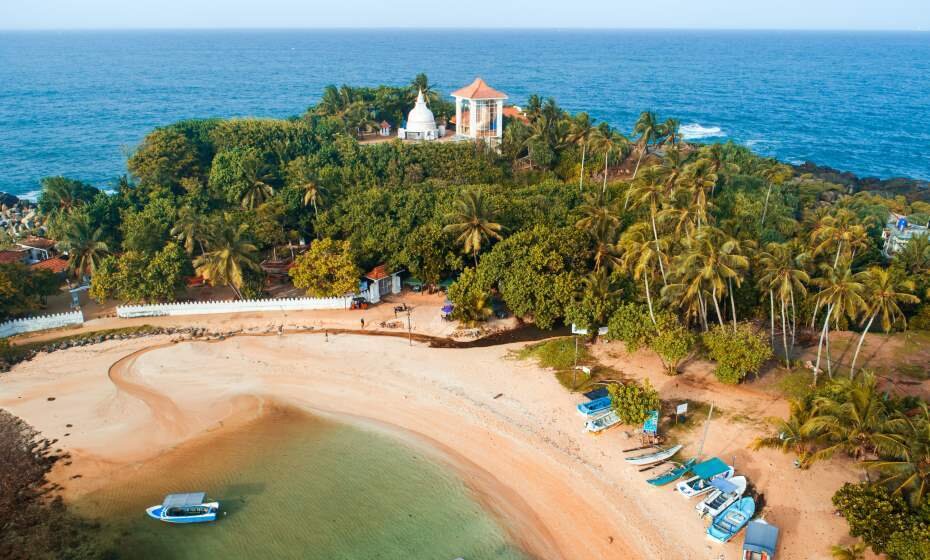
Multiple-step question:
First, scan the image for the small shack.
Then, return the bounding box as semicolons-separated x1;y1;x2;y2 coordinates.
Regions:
378;121;392;137
363;264;402;304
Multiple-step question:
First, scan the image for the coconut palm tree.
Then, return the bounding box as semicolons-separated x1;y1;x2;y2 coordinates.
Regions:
806;372;892;463
589;124;629;195
848;267;919;378
619;222;667;324
59;213;109;279
628;166;671;286
811;263;867;382
443;190;504;267
631;111;659;180
194;216;260;299
752;396;820;467
574;189;620;236
298;177;325;217
589;221;621;272
568;112;595;191
409;73;439;106
811;209;861;269
171;207;209;255
239;158;275;210
660;118;681;146
680;157;718;230
894;233;930;275
757;242;810;366
869;404;930;506
759;161;793;233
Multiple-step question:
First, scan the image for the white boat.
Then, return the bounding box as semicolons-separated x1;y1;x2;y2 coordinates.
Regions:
146;492;219;524
676;457;735;498
625;444;683;466
696;476;747;518
585;409;621;433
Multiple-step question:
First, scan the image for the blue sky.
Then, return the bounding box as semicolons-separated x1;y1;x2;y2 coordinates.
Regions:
2;0;929;31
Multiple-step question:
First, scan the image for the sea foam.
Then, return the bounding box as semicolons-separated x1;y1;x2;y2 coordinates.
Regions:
680;123;725;140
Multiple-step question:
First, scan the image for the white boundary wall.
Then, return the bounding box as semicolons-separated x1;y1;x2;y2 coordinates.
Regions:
0;310;84;338
116;297;354;318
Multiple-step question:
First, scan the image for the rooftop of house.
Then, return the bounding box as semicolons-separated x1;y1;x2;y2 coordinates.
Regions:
365;264;393;281
451;77;508;100
17;236;56;250
29;255;69;274
886;213;930;239
0;249;27;264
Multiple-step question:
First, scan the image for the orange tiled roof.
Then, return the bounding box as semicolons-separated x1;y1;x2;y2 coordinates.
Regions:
365;264;390;280
0;249;27;264
30;256;69;274
451;78;508;100
18;236;56;250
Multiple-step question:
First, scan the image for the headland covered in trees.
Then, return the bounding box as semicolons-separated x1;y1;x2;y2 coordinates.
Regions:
2;74;930;559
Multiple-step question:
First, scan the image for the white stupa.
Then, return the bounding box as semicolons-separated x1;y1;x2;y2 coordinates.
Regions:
398;90;443;141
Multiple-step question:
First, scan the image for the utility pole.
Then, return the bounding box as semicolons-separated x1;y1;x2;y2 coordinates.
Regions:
406;308;412;346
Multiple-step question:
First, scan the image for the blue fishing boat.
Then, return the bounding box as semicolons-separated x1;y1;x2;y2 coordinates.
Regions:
742;520;779;560
647;458;696;486
577;396;612;416
707;496;755;543
146;492;219;524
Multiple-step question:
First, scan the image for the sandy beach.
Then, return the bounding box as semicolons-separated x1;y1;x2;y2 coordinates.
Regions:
0;329;860;559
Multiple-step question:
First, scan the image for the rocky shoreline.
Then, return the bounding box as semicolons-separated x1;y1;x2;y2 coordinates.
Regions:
794;162;930;201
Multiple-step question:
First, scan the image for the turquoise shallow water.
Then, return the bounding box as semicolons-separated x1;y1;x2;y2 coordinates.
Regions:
0;30;929;198
74;409;529;560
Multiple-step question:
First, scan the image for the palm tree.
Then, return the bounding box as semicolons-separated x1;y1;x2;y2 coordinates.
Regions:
59;213;109;279
680;157;718;230
568;112;595;191
171;207;209;255
589;221;621;272
869;404;930;506
298;177;325;217
757;242;810;366
240;158;275;210
811;209;860;269
443;190;504;267
660;118;680;146
752;396;820;466
628;166;671;286
409;73;439;106
194;216;260;299
759;161;793;233
619;222;667;324
589;124;629;194
578;268;623;327
848;268;919;378
830;541;867;560
631;111;659;180
806;372;892;463
894;233;930;275
574;189;620;236
811;263;867;382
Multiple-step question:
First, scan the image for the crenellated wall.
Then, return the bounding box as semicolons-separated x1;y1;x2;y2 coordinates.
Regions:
0;310;84;338
116;296;354;318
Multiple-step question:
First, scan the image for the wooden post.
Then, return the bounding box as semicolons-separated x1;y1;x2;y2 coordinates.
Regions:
697;402;715;458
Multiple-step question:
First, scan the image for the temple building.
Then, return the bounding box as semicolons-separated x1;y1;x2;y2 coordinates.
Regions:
398;90;444;141
451;77;508;144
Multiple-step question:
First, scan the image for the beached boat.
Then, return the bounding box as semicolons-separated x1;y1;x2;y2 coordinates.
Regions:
676;457;734;498
707;497;755;543
646;458;697;486
585;409;621;433
696;476;747;518
146;492;219;524
577;396;612;416
742;520;779;559
625;444;683;466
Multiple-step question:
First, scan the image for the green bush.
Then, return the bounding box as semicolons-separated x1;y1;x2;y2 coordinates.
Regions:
653;322;696;375
832;482;929;555
911;305;930;331
606;303;655;352
609;380;660;425
702;323;773;384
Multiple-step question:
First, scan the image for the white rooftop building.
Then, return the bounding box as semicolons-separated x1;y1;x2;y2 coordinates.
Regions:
398;90;444;141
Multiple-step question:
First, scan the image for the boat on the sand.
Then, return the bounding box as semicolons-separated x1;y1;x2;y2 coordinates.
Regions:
707;496;755;543
625;444;683;466
646;458;697;486
696;476;747;518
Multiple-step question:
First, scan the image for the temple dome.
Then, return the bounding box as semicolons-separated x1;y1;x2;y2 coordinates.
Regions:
405;90;438;134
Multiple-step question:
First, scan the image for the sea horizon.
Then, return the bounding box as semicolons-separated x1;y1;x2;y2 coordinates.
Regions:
2;28;929;198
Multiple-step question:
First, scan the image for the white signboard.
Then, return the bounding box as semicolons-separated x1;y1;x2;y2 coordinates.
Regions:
676;402;689;415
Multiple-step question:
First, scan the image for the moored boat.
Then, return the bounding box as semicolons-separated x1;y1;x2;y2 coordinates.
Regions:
646;458;697;486
707;496;755;543
576;396;612;416
742;520;780;559
625;444;683;466
146;492;219;524
585;409;621;433
676;457;734;498
696;475;747;518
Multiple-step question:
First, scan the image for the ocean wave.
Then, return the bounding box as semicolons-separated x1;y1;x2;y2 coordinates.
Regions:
16;190;41;201
680;123;725;140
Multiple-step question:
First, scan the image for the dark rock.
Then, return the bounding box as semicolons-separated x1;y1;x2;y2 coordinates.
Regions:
0;192;19;208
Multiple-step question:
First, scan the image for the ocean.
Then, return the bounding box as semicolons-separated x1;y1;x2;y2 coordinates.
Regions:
75;408;530;560
1;29;929;199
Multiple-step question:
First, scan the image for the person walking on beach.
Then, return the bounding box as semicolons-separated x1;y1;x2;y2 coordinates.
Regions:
360;317;365;329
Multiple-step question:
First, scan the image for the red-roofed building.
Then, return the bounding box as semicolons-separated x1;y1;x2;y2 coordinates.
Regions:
451;77;509;144
378;120;392;137
0;249;27;265
16;236;57;264
363;264;402;303
29;255;69;276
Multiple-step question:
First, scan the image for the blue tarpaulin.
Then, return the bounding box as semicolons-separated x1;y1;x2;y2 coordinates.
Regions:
692;457;730;479
710;477;738;493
